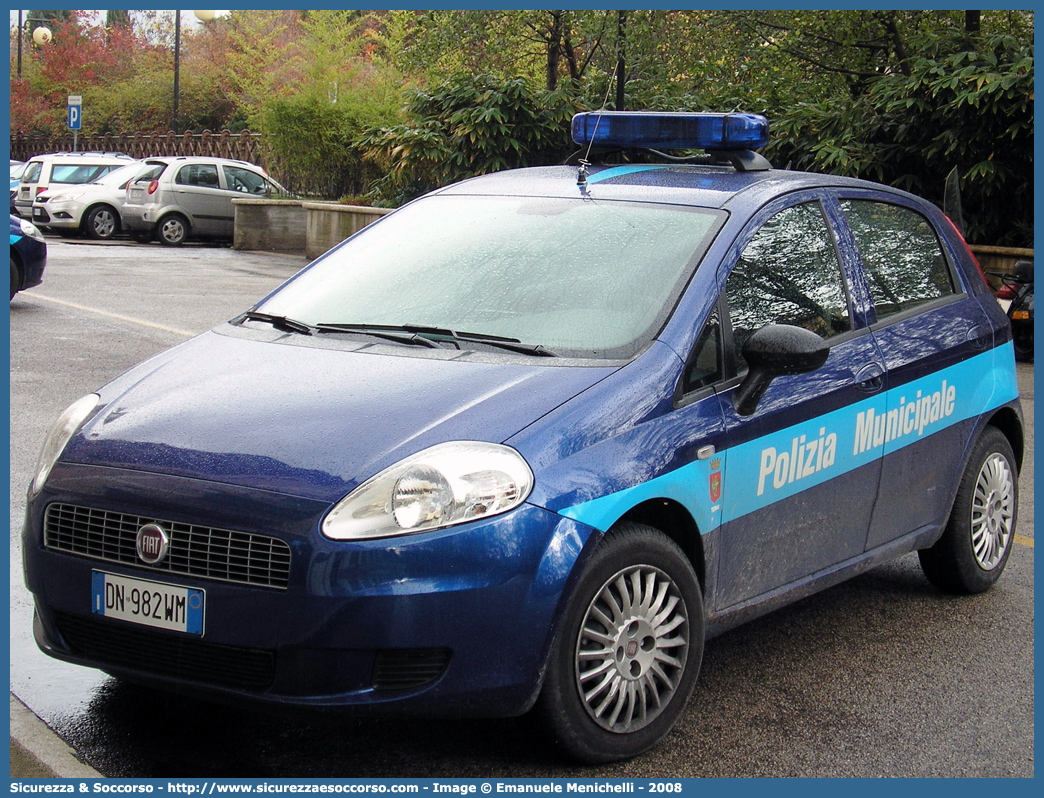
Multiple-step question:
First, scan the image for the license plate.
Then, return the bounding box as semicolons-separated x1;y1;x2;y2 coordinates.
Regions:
91;571;204;635
129;188;143;201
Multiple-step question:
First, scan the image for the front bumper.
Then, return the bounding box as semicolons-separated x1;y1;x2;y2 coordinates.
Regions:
32;201;81;229
23;463;597;716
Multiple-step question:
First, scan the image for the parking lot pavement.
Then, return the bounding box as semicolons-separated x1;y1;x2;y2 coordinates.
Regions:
8;240;1035;777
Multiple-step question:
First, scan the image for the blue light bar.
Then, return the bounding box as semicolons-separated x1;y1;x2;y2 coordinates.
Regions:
571;111;769;151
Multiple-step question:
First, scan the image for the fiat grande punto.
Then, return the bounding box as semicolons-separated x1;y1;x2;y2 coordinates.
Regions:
23;112;1022;763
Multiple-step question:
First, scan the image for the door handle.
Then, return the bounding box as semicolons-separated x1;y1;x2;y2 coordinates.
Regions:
854;362;885;393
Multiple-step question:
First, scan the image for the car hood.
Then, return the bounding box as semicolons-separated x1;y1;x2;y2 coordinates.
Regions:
63;329;618;504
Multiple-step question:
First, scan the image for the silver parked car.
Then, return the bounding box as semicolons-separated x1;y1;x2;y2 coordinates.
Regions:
31;162;142;240
122;156;289;245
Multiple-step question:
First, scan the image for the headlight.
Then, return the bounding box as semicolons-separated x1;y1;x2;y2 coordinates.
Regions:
322;442;534;540
19;219;45;242
45;193;78;204
30;394;100;497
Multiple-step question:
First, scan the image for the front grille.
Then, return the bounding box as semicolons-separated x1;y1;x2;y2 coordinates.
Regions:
54;612;275;690
44;504;292;590
372;648;452;690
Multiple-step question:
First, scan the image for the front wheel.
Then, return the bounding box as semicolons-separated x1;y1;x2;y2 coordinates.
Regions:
919;426;1018;593
157;214;188;246
11;257;21;301
535;523;704;763
85;205;119;240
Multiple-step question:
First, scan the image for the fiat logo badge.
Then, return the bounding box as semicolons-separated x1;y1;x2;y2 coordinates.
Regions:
136;524;170;565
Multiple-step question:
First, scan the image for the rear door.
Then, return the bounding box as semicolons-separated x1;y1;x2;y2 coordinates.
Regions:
836;196;997;549
712;193;887;609
173;163;229;235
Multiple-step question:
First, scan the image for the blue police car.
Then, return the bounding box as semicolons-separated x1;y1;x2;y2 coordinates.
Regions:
22;113;1021;763
10;214;47;300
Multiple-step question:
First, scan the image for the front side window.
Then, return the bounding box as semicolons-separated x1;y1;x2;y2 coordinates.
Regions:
840;200;955;321
258;195;724;359
223;166;266;194
176;164;220;188
682;310;722;394
726;202;850;371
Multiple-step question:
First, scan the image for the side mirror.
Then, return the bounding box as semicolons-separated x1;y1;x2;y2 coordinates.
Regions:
1013;260;1034;284
733;324;830;416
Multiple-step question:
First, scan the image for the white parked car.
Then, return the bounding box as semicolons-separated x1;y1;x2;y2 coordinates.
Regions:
15;152;135;219
32;162;142;240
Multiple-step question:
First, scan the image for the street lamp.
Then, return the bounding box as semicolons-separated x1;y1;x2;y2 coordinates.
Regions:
16;11;53;78
173;10;215;134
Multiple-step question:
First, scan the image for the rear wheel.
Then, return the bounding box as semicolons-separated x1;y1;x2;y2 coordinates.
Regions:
157;214;188;246
1013;332;1033;362
919;426;1018;593
535;523;704;763
85;205;118;240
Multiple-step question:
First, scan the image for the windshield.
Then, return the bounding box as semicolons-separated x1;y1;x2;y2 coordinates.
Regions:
94;163;142;188
258;195;723;359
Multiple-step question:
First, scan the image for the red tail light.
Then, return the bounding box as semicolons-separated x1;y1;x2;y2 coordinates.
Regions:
147;180;159;195
943;214;987;286
996;284;1016;300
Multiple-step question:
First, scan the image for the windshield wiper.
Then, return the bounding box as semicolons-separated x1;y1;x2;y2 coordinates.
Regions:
454;331;557;357
314;323;441;349
318;323;555;357
240;311;314;335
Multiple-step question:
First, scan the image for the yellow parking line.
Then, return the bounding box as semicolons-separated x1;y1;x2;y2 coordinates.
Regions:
28;294;196;338
1014;534;1034;548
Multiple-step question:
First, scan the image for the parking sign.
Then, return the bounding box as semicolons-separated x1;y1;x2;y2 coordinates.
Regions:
67;95;81;130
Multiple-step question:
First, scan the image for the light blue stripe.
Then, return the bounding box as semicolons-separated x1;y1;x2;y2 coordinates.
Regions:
585;165;669;185
560;343;1018;533
11;233;22;245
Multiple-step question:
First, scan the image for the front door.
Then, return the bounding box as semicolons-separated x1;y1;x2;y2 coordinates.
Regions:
713;197;886;609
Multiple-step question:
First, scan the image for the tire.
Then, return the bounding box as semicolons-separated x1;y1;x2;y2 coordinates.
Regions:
11;257;21;301
918;426;1018;594
535;523;704;763
85;205;118;240
1013;332;1033;362
157;214;188;246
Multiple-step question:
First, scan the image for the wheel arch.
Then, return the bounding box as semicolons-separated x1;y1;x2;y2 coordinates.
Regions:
988;406;1024;473
83;202;121;228
617;498;706;594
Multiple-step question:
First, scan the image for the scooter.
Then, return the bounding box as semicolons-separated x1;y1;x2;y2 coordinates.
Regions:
991;260;1033;362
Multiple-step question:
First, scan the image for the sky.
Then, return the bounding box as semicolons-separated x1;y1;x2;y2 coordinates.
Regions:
9;9;231;31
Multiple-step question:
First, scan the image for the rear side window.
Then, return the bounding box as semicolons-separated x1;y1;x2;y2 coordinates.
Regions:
726;202;850;372
50;164;117;184
176;164;220;188
22;162;42;184
840;200;955;321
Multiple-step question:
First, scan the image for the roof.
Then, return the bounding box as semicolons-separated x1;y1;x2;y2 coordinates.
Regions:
437;164;913;210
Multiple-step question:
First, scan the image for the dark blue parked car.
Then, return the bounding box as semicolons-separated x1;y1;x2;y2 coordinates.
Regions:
10;213;47;300
22;113;1022;763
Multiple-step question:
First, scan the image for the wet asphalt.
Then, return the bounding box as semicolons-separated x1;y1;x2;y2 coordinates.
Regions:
8;239;1034;778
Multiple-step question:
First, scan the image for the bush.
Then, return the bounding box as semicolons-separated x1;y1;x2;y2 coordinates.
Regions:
262;69;403;199
767;30;1033;246
363;74;579;205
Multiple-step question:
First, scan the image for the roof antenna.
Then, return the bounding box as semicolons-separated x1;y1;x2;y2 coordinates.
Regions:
577;62;621;189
